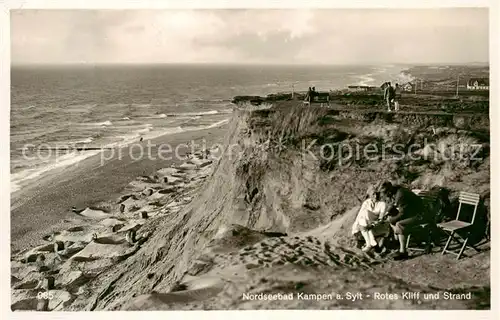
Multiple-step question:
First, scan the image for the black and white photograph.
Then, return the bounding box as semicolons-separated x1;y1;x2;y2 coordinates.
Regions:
3;1;495;313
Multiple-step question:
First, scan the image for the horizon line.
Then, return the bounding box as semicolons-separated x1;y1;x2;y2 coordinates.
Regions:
11;61;490;67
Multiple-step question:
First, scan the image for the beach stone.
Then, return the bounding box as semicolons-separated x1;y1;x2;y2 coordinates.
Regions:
143;188;154;197
141;212;149;219
158;187;178;195
111;224;125;232
171;172;186;178
59;270;88;289
100;218;126;227
13;279;40;290
120;204;126;213
11;289;38;310
157;167;180;176
77;208;110;219
178;163;197;171
48;290;74;311
121;197;141;208
36;253;46;263
21;252;44;263
11;275;21;287
192;159;212;168
49;230;94;244
28;242;63;254
117;194;133;204
116;222;143;235
60;242;86;257
138;176;156;183
12;264;39;281
163;175;182;185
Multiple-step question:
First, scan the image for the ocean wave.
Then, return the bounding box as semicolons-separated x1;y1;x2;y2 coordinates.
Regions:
183;119;230;132
110;126;185;148
74;137;94;144
203;119;230;129
355;73;376;86
167;110;220;117
10;149;102;193
11;117;230;194
187;98;232;103
136;126;153;134
81;120;113;126
122;117;131;120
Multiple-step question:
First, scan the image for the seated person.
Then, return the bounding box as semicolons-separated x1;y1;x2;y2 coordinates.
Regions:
351;185;391;252
379;181;426;260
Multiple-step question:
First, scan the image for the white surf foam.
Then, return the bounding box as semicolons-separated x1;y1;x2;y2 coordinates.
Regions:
136;126;153;134
74;137;94;144
11;118;231;194
80;120;113;126
11;149;101;193
168;110;219;117
182;119;230;132
356;73;376;86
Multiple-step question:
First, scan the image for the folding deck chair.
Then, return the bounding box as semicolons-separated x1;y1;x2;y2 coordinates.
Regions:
437;191;481;260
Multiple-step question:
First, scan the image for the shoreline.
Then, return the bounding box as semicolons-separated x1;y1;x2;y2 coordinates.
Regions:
11;125;228;252
10;117;230;196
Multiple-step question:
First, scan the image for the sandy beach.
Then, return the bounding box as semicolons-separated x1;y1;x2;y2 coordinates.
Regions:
11;125;228;252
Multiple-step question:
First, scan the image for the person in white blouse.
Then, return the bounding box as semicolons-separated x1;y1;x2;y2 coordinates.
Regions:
351;185;391;252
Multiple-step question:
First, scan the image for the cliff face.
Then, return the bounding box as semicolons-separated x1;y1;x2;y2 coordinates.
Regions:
77;103;490;310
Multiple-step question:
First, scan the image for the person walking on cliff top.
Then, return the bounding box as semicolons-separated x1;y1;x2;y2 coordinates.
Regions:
306;87;312;103
394;83;401;112
383;82;396;112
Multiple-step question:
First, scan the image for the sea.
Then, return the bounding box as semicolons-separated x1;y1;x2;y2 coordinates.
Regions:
10;64;412;193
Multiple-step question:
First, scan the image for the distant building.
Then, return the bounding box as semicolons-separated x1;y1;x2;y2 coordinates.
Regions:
466;78;489;90
402;82;413;92
347;86;370;92
347;86;378;92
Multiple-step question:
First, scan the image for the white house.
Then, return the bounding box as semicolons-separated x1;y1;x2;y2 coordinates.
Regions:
402;82;413;92
467;78;489;90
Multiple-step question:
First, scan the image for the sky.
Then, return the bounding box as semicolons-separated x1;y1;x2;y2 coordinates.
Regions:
10;8;489;65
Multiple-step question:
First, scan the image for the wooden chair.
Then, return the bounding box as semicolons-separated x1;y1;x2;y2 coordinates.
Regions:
437;191;481;260
405;190;440;254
